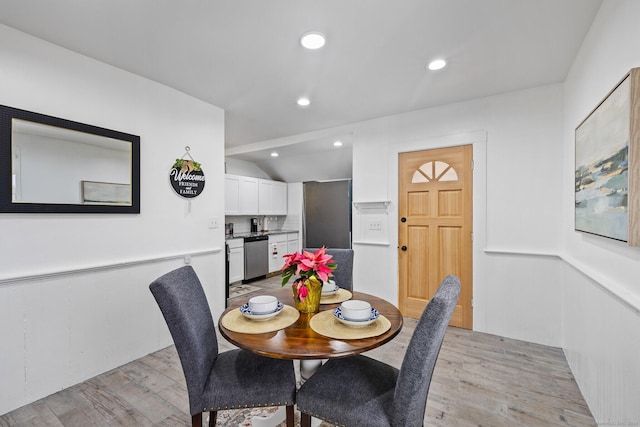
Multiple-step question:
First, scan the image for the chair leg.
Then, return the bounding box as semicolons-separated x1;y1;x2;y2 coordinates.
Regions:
300;412;312;427
286;405;294;427
209;410;217;427
192;413;202;427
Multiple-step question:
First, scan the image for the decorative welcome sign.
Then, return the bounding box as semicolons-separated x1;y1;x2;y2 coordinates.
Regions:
169;146;205;198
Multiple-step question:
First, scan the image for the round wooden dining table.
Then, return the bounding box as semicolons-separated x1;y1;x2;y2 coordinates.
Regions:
218;287;403;360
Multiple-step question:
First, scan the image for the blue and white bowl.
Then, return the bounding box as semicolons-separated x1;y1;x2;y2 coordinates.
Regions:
322;281;340;295
340;299;371;321
240;301;284;321
333;306;379;327
248;295;278;314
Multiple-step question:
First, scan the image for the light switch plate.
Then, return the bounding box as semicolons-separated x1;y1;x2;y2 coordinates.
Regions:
368;221;382;230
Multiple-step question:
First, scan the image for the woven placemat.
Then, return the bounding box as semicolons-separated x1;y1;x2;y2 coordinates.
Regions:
221;305;300;334
309;309;391;339
320;288;352;304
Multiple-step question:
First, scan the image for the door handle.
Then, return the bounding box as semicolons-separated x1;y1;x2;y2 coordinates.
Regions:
401;217;407;222
401;246;407;251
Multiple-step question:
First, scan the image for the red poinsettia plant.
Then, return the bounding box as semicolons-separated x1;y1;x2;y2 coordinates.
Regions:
280;246;337;302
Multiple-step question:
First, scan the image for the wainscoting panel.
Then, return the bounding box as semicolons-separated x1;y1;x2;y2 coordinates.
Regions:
483;250;563;347
562;263;640;425
0;252;221;415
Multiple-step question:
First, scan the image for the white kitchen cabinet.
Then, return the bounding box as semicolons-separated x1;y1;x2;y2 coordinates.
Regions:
239;176;259;214
268;234;288;273
259;180;272;215
225;174;259;215
225;174;287;216
224;175;240;215
227;238;244;284
287;232;299;255
259;179;287;215
272;181;288;215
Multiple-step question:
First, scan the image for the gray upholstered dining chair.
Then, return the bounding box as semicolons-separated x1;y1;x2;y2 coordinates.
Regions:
296;275;460;427
305;247;354;291
149;266;296;427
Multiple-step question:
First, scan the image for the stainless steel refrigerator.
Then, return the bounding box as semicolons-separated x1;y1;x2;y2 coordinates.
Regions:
303;180;352;249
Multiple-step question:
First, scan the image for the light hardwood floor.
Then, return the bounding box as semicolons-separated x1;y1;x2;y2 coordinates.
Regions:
0;276;596;426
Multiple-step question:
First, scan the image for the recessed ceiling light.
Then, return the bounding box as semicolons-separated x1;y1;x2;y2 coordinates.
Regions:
297;97;310;107
428;59;447;71
333;140;343;147
300;31;326;50
270;152;279;157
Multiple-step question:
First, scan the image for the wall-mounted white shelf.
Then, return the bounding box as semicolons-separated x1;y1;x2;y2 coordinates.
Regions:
353;201;391;212
353;240;391;246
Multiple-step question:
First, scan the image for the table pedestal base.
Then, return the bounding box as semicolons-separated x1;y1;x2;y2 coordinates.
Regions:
300;359;322;383
299;360;324;427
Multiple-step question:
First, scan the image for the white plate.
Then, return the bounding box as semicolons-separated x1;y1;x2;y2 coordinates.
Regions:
333;306;379;327
240;302;284;321
322;283;340;295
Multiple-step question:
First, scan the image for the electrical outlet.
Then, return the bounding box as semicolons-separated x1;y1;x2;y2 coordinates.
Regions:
208;217;218;229
184;255;191;264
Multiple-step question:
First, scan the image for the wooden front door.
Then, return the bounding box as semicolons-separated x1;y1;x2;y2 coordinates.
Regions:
398;145;473;329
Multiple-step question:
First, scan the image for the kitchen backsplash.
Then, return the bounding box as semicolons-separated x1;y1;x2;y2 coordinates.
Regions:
225;215;286;234
282;213;300;231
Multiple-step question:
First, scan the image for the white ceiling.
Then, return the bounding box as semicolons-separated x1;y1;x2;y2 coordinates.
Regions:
0;0;601;180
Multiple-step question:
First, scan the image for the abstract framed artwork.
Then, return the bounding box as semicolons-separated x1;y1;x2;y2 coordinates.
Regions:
575;67;640;246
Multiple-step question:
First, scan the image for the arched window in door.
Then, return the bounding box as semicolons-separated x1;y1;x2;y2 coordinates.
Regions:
411;161;459;183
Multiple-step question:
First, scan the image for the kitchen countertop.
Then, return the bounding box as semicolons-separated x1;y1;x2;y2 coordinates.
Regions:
225;229;298;240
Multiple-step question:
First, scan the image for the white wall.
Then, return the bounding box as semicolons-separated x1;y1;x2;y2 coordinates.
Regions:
346;84;565;346
561;1;640;424
0;25;226;414
225;156;271;178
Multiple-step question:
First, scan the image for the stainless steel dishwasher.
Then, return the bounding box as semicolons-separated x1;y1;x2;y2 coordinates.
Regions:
243;235;269;283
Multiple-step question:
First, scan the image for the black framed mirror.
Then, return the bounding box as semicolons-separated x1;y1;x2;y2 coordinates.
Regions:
0;105;140;213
